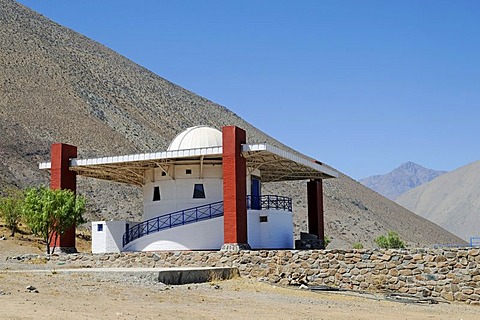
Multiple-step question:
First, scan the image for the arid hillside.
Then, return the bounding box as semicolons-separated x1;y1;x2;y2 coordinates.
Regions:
397;160;480;242
0;0;465;248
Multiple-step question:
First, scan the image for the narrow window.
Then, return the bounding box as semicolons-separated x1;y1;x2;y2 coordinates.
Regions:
153;186;161;201
97;224;104;232
193;184;205;198
259;216;268;223
186;169;192;175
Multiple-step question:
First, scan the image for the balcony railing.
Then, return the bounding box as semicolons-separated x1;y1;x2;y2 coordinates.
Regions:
247;195;292;212
123;201;223;247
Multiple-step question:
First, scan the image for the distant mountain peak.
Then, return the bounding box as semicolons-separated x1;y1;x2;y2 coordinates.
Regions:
397;160;480;241
359;162;447;200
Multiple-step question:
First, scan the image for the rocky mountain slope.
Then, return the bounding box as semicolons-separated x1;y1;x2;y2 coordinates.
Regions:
0;0;465;248
396;160;480;242
360;162;446;200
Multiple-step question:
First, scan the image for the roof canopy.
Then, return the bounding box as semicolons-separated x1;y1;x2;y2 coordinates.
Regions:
39;143;337;186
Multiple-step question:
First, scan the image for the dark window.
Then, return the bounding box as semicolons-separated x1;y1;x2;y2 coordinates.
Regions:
97;224;104;232
161;171;167;176
193;184;205;198
153;186;161;201
186;169;192;175
260;216;268;223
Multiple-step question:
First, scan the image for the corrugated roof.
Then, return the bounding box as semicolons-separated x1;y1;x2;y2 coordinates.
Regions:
39;143;337;185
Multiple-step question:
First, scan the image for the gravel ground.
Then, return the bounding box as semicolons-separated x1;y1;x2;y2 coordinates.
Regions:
1;264;479;320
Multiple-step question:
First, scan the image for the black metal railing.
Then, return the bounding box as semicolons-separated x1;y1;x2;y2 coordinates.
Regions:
247;195;292;212
123;201;224;247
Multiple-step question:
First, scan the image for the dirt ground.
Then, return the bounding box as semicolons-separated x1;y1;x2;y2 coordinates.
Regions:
1;225;479;319
1;271;479;320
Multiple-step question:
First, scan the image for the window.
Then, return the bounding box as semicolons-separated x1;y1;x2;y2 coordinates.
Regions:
260;216;268;223
153;186;161;201
186;169;192;175
193;184;205;198
97;224;104;232
161;171;167;176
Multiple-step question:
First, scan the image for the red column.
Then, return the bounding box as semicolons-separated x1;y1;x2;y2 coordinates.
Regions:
222;126;249;250
50;143;77;252
307;179;325;248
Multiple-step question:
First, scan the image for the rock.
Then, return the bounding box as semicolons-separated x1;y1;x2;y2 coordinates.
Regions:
462;287;475;295
26;285;39;293
441;291;454;301
454;292;469;301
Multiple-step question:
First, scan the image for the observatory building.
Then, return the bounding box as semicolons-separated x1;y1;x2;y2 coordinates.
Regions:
39;126;337;253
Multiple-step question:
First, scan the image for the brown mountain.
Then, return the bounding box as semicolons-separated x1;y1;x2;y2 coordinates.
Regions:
397;160;480;242
0;0;465;248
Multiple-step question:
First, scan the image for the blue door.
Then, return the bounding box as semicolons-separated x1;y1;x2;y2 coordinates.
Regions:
251;176;261;210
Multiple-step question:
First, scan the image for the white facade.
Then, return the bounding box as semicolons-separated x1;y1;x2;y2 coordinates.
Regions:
90;126;298;253
122;209;293;252
143;164;223;220
124;217;225;251
248;210;294;249
92;220;137;253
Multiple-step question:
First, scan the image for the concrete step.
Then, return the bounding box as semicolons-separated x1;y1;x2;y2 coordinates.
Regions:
1;267;240;285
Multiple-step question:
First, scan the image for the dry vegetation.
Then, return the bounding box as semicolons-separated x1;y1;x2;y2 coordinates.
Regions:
0;0;466;249
0;219;91;255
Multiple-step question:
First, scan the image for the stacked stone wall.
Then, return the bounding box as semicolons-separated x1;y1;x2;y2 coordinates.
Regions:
7;248;480;305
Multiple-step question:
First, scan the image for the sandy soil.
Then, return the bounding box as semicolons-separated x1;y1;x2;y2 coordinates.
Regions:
1;225;478;319
0;270;478;320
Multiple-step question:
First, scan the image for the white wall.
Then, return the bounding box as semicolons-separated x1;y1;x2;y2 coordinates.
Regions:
248;210;294;249
121;210;293;252
93;162;294;252
92;221;137;253
143;165;223;220
123;217;224;251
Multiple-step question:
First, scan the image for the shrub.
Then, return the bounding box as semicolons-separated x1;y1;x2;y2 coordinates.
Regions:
374;230;405;249
353;242;364;249
324;235;331;248
0;188;24;236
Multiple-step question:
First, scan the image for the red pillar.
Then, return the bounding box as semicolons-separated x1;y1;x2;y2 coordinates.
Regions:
221;126;250;250
50;143;77;252
307;179;325;248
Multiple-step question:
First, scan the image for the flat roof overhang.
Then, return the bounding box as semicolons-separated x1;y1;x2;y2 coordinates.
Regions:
39;143;338;186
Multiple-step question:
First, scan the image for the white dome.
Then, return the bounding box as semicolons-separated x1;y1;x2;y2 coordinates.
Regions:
167;126;222;151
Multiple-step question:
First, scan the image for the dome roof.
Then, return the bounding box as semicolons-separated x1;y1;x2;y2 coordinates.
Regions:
167;126;222;151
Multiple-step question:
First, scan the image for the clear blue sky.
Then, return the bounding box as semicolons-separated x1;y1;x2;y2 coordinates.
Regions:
17;0;480;180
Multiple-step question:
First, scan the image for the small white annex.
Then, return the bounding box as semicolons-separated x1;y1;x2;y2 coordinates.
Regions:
39;125;337;253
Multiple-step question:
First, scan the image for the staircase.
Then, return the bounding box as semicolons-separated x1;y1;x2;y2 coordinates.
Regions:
122;201;224;247
122;195;292;248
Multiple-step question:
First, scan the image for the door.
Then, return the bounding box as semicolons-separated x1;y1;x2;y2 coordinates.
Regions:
251;176;261;210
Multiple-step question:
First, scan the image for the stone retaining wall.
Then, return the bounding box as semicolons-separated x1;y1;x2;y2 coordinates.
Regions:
6;248;480;305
